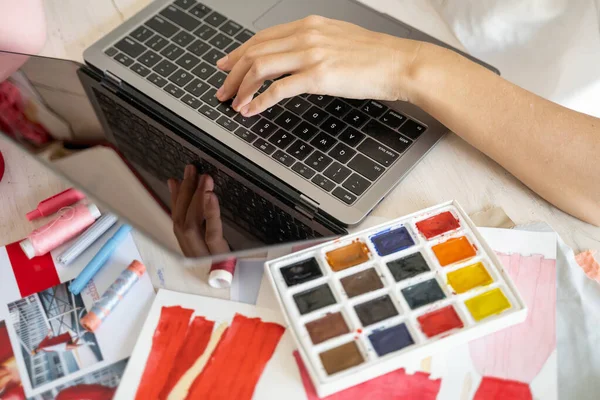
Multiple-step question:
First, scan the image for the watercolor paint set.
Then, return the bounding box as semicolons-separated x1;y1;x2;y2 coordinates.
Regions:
265;200;527;397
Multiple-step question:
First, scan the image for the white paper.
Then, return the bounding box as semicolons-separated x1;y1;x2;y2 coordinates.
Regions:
115;289;306;400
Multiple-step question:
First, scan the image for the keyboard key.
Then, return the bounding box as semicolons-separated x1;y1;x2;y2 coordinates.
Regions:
205;11;227;27
326;98;351;117
138;50;161;67
348;154;384;181
173;31;195;47
361;100;386;118
332;187;357;204
224;41;241;53
287;140;313;160
292;121;318;141
191;62;216;80
184;79;209;96
114;52;134;66
216;116;238;131
338;127;365;147
380;109;406;128
234;127;257;143
194;24;217;40
323;162;351;184
164;83;185;98
176;52;200;70
147;73;168;87
169;69;194;86
258;80;272;93
189;3;211;19
343;173;370;196
187;39;210;57
208;71;227;87
307;94;333;107
311;174;335;192
343;98;366;107
203;48;225;64
329;142;356;164
104;47;118;57
146;34;168;51
234;113;260;128
182;94;202;109
200;88;220;107
272;150;295;167
217;101;236;117
303;106;328;126
310;132;336;152
161;43;185;60
251;119;277;138
209;33;233;50
357;138;398;167
320;116;346;136
160;5;200;31
145;16;178;38
253;138;276;154
343;109;369;128
235;29;254;43
199;105;219;119
220;20;242;36
268;130;295;149
131;26;154;42
399;119;426;139
174;0;196;10
130;63;150;77
274;111;301;130
292;162;316;179
305;151;333;172
364;120;412;153
262;104;283;120
285;97;311;115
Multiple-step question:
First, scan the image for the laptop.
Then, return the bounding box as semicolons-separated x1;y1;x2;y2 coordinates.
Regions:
0;0;498;261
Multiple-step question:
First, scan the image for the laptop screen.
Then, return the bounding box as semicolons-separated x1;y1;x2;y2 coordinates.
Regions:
0;51;343;263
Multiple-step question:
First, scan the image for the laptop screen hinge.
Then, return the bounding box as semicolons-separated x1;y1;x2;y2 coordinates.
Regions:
101;70;121;93
296;194;319;218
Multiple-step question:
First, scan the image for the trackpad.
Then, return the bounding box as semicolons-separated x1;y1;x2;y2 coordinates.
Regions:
253;0;411;38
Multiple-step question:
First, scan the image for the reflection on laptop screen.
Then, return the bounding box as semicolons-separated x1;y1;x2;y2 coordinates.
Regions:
0;51;345;261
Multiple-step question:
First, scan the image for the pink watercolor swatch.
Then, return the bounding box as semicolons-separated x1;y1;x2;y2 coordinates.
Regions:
469;253;556;383
293;351;441;399
575;250;600;282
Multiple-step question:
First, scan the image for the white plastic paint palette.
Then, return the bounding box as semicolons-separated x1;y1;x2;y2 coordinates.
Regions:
265;201;527;397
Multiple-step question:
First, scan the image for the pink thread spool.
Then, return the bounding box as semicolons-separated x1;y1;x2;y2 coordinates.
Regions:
20;203;101;259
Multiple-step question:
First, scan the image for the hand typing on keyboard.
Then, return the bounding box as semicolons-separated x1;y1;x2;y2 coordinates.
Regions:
167;164;230;257
214;15;420;117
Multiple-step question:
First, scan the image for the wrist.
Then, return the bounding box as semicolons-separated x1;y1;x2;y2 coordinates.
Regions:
391;40;445;108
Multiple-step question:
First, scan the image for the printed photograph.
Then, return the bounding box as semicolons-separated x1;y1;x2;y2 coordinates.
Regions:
34;358;127;400
1;320;26;399
7;280;103;390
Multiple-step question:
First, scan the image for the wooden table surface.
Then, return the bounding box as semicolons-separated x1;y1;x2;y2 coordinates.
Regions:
1;0;598;296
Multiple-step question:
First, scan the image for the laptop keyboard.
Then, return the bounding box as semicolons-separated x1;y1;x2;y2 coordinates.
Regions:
93;89;324;244
105;0;427;206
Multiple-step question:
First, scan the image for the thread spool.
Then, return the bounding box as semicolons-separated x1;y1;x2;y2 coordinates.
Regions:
208;257;237;288
20;203;101;259
81;260;146;332
57;213;119;265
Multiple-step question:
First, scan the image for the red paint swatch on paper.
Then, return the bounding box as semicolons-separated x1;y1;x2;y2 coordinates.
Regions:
186;314;285;400
416;211;460;239
159;316;215;399
6;241;60;297
417;306;464;338
293;351;441;399
474;376;532;400
135;306;193;400
55;384;117;400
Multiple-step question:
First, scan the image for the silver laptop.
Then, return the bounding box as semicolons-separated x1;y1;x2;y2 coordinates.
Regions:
0;0;498;260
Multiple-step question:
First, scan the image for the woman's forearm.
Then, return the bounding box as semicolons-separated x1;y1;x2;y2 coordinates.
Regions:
405;42;600;226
